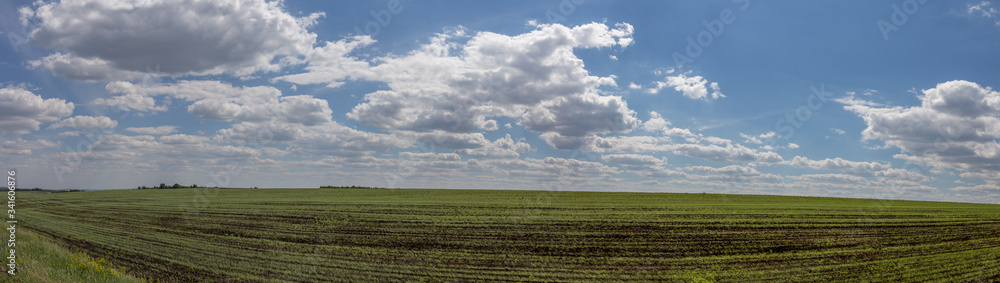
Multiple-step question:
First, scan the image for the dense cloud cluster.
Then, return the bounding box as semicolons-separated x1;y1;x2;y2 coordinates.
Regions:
0;86;73;134
336;23;638;150
842;80;1000;174
23;0;323;79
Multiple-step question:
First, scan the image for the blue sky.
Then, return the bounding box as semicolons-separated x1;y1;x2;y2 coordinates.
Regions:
2;0;1000;203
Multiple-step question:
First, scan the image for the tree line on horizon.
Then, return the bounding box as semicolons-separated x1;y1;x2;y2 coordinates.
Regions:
137;183;202;190
133;184;386;190
319;185;385;189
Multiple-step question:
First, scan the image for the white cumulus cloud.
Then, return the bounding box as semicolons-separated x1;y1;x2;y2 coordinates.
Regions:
125;126;177;135
337;22;637;150
0;86;74;134
647;72;725;100
643;111;694;137
22;0;323;80
841;80;1000;175
49;116;118;131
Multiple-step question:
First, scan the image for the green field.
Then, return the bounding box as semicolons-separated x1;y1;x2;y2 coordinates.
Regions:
0;228;143;283
11;188;1000;282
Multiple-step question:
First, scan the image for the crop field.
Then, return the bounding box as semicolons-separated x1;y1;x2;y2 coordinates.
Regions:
13;188;1000;282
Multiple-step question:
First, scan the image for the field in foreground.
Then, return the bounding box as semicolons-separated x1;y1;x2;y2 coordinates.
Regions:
14;188;1000;282
0;228;143;283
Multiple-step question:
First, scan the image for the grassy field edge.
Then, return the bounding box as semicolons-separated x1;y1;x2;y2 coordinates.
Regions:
0;227;146;283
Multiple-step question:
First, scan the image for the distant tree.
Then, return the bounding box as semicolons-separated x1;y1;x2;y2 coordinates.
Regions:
191;184;198;188
159;183;166;189
172;183;181;189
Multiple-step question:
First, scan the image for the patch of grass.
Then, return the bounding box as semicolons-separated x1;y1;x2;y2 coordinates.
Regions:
0;228;143;283
14;188;1000;282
